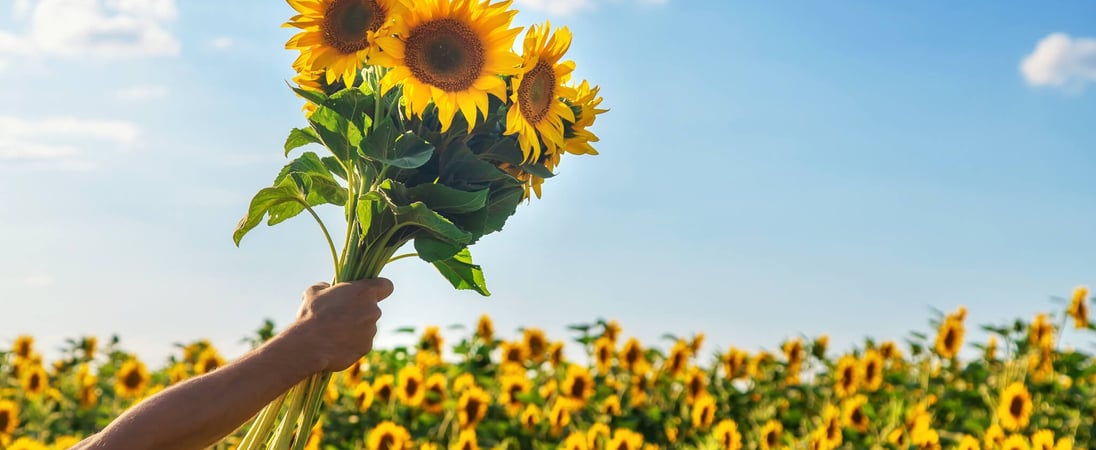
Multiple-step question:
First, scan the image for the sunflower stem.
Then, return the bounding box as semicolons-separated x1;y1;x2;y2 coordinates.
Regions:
387;252;418;264
238;392;286;450
300;201;340;276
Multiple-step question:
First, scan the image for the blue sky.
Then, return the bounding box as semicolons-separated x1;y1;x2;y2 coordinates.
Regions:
1;0;1094;365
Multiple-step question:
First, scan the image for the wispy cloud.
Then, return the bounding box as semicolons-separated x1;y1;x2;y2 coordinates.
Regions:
115;84;168;101
1020;33;1096;92
0;116;140;170
515;0;667;15
210;36;233;50
0;0;180;61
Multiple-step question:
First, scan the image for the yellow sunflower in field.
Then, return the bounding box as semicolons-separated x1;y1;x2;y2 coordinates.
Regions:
879;340;899;361
500;341;527;367
664;340;690;378
998;382;1033;431
342;358;364;387
453;373;475;393
629;371;650;407
833;354;859;398
285;0;398;86
397;365;424;407
619;338;644;373
504;22;576;163
420;326;444;355
20;364;48;398
373;0;522;133
587;423;610;448
0;399;19;437
458;385;490;429
520;403;540;430
934;306;966;359
1067;285;1089;329
711;419;742;450
353;381;375;411
722;347;748;380
1055;438;1074;450
601;394;621;416
607;429;644;450
7;437;48;450
1029;313;1054;350
366;421;410;450
984;423;1005;449
561;365;594;408
475;314;494;343
562;79;607;156
82;336;97;359
548;401;571;435
1032;430;1055;450
691;394;717;430
196;347;225;374
842;395;869;433
78;374;99;409
500;374;531;415
523;328;549;363
888;428;908;448
684;366;708;405
453;429;479;450
594;336;614;375
563;431;588;450
1002;434;1030;450
13;335;33;359
50;435;82;450
759;420;782;450
820;404;843;448
956;435;979;450
861;349;884;392
422;373;446;414
986;335;998;361
548;341;565;367
372;374;395;404
113;359;147;398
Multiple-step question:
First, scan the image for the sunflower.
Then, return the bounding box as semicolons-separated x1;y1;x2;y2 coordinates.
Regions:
691;394;716;430
747;352;772;379
759;420;783;450
1002;434;1031;450
1055;438;1074;450
422;373;446;414
1032;430;1055;450
500;374;531;415
78;375;99;409
664;340;690;378
502;22;576;164
1067;285;1089;329
8;437;48;450
957;435;980;450
664;424;679;444
985;423;1006;449
303;418;324;450
722;347;747;380
396;365;424;407
373;0;522;133
986;335;999;361
599;394;621;417
912;428;941;450
453;373;475;393
196;348;225;375
618;338;644;374
594;337;614;375
629;371;650;407
563;432;588;450
561;365;594;408
548;401;570;435
1029;313;1054;350
812;334;829;359
523;328;548;363
833;354;860;398
475;314;494;343
366;421;410;450
50;436;82;450
684;366;708;405
562;79;607;156
820;404;843;448
841;395;870;433
0;399;18;437
705;419;741;450
548;341;565;367
860;349;884;392
458;385;490;428
420;326;444;355
452;429;478;450
519;403;540;431
372;374;395;404
934;307;966;359
13;335;33;359
500;341;527;367
342;358;364;388
353;381;375;411
998;382;1033;431
879;340;900;361
324;377;340;404
607;429;644;450
81;336;97;360
586;423;610;448
888;428;908;448
20;364;48;398
285;0;397;86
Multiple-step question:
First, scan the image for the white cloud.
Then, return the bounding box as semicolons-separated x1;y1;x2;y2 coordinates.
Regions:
0;0;179;61
1020;33;1096;91
515;0;666;15
0;116;139;170
210;36;233;50
25;275;53;287
115;84;168;101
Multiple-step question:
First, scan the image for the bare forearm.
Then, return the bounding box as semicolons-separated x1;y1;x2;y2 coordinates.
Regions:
75;325;324;450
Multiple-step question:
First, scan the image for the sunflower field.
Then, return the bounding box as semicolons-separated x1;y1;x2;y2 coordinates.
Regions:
2;287;1094;450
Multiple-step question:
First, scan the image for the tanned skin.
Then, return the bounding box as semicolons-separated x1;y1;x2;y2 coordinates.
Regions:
73;279;394;450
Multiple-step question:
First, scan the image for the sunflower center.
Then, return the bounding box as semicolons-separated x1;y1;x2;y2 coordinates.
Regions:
378;433;395;450
722;431;733;447
865;361;878;381
465;398;482;419
852;408;865;424
322;0;383;54
766;430;778;446
123;370;142;389
404;18;485;92
0;410;9;430
378;384;391;400
29;372;42;391
570;377;586;398
405;378;419;397
943;328;956;350
1009;396;1024;417
518;61;556;124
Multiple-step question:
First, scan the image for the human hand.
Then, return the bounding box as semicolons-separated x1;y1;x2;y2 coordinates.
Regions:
287;279;394;372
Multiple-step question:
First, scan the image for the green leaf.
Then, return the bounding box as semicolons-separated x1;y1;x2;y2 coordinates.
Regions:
366;131;434;169
284;128;321;156
291;86;327;106
308;106;362;162
274;152;348;208
415;238;463;263
393;202;474;244
432;248;490;296
518;163;555;179
361;117;398;161
321;156;348;180
484;183;523;234
441;145;509;187
327;89;375;128
232;180;303;245
406;183;488;214
478;138;524;165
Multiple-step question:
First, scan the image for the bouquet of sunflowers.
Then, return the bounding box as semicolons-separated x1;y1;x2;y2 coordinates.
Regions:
231;0;605;447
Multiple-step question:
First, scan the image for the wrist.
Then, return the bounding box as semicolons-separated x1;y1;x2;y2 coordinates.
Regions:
266;322;330;377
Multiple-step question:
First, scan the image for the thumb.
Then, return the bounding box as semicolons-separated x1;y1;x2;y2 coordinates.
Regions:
303;282;331;300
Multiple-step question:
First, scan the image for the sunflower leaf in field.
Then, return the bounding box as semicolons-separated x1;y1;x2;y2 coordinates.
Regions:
284;128;321;156
394;327;416;334
308;106;362;162
415;238;463;263
233;179;305;246
432;248;489;296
